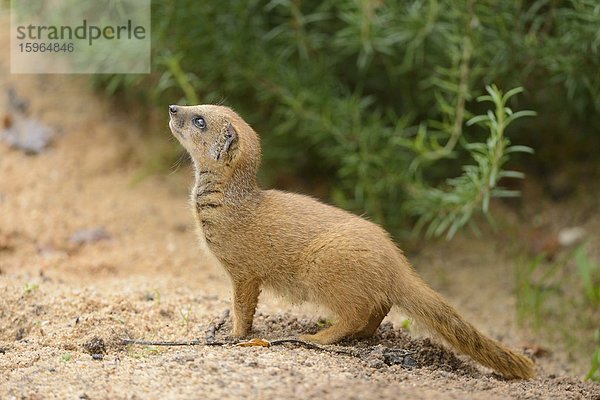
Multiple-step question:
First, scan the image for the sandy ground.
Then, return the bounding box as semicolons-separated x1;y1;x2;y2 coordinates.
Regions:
1;10;600;400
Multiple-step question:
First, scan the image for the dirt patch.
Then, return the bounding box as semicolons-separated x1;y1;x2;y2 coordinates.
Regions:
1;9;599;399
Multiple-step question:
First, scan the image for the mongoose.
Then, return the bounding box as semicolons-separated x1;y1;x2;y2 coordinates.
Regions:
168;104;535;379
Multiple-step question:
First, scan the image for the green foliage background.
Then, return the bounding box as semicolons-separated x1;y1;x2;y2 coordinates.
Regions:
99;0;600;238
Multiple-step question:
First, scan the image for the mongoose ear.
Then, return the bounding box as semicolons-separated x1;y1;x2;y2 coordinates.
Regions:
222;122;238;156
210;122;238;161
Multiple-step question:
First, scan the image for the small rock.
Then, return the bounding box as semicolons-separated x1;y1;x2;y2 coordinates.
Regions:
558;227;586;247
91;353;104;360
69;227;111;246
365;345;417;368
1;116;54;154
402;355;418;368
83;336;106;355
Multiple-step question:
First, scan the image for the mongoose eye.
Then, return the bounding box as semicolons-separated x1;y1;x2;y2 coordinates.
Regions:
192;116;207;130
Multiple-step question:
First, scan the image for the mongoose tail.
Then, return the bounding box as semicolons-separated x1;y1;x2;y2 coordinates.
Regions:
396;272;535;379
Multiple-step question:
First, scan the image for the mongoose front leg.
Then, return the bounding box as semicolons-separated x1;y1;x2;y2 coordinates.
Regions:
231;278;260;338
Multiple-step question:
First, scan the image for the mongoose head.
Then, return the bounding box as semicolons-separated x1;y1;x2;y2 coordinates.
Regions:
168;104;261;179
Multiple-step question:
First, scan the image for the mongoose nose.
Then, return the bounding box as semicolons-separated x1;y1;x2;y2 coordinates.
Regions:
169;105;178;115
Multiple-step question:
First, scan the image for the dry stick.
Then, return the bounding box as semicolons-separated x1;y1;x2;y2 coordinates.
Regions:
120;309;231;347
119;309;415;362
120;338;205;346
269;339;359;357
119;336;366;357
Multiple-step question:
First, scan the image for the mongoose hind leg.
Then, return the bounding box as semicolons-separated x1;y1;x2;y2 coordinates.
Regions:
231;278;260;337
352;304;391;339
300;318;369;345
300;303;381;345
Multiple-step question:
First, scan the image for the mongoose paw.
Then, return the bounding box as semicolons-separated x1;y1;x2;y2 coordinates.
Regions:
299;333;337;345
231;327;251;338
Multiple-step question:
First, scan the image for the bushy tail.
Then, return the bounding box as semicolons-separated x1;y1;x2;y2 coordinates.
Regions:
396;275;535;379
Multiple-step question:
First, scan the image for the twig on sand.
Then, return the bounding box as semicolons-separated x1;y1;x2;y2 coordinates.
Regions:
119;309;231;347
119;335;367;356
118;310;416;367
120;338;204;346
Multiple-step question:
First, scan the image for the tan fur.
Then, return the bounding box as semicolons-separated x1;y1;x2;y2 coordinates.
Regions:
168;104;535;379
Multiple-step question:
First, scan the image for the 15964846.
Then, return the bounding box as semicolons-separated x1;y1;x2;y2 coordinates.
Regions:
18;42;74;53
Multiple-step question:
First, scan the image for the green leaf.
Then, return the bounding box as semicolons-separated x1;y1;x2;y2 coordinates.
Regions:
499;170;526;179
502;86;525;103
505;110;537;125
491;189;522;197
466;114;489;126
506;145;535;154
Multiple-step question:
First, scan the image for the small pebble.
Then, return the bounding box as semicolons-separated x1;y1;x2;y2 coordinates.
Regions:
69;227;111;245
1;117;54;154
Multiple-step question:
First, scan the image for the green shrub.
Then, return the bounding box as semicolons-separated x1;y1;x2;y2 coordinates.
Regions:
97;0;600;238
515;245;600;379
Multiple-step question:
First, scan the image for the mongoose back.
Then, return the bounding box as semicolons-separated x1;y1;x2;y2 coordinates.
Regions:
168;104;535;379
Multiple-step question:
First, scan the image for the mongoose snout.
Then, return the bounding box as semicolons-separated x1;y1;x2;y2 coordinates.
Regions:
168;104;535;380
168;106;185;134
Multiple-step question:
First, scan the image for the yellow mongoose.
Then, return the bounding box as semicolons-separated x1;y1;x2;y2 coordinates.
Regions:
168;104;535;379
